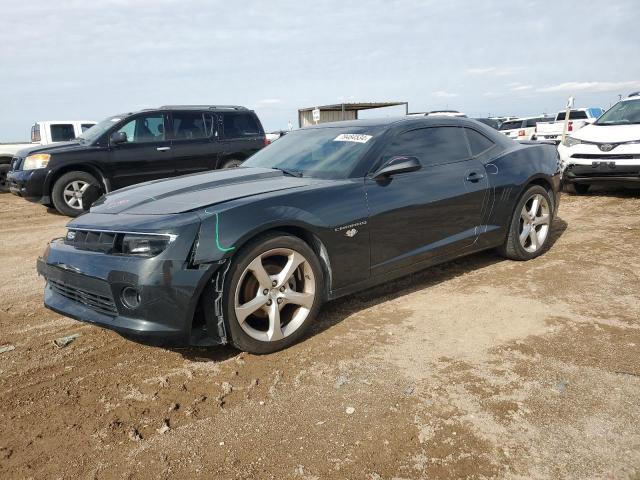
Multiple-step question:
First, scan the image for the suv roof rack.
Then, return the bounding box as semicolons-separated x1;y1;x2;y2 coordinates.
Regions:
159;105;249;111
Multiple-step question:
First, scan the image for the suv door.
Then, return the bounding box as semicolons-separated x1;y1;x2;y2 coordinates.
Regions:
107;113;173;189
365;126;489;276
168;111;220;176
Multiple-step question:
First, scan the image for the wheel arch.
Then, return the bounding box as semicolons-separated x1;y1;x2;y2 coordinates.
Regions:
46;164;111;197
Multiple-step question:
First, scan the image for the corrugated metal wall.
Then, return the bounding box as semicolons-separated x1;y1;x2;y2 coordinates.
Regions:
299;109;357;127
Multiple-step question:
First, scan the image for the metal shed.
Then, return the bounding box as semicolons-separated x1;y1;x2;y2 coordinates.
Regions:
298;102;409;128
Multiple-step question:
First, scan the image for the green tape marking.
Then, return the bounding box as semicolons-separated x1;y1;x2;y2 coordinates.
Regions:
214;212;235;253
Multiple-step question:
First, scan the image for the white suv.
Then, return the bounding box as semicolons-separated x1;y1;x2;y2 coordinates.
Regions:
559;93;640;193
498;116;551;141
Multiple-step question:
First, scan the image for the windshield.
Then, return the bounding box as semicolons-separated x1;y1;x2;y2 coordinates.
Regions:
242;126;382;179
499;120;522;130
595;99;640;125
77;116;123;143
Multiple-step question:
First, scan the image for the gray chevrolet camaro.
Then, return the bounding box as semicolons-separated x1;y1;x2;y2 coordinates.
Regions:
37;117;562;353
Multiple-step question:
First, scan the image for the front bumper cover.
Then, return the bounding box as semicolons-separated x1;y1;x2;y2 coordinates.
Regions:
37;234;224;346
7;169;49;203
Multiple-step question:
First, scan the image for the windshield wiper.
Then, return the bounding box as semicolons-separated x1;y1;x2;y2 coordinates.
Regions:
272;167;303;178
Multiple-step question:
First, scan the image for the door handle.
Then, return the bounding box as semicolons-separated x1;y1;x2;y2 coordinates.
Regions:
156;146;171;152
465;171;485;182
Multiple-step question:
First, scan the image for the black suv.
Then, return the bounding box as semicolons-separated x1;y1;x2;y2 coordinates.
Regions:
7;105;266;216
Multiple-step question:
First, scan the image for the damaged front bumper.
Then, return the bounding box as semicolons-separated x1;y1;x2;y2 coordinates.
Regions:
37;229;227;346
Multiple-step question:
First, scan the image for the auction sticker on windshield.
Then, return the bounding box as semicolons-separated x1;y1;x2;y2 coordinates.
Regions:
333;133;373;143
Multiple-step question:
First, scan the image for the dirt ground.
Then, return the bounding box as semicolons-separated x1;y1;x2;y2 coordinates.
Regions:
0;187;639;480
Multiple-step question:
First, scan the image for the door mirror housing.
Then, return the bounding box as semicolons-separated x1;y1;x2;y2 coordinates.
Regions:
373;156;421;179
110;131;128;145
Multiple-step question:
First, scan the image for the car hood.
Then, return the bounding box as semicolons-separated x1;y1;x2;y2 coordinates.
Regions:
90;167;315;215
16;140;88;157
572;123;640;143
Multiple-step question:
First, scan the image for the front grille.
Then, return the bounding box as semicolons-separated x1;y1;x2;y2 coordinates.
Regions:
49;279;118;316
571;153;640;160
66;230;118;253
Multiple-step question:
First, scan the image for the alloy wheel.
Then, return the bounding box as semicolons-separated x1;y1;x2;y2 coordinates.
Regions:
62;180;89;210
519;193;550;253
234;248;316;342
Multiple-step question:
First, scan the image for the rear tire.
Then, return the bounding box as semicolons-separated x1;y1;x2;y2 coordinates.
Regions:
499;185;554;261
223;233;324;354
565;183;590;195
222;159;243;169
51;171;101;217
0;164;9;193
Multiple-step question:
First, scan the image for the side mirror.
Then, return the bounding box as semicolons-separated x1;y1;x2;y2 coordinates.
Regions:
110;131;128;144
373;156;421;179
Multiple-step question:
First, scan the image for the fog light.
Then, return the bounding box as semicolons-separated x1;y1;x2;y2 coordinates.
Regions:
121;287;141;309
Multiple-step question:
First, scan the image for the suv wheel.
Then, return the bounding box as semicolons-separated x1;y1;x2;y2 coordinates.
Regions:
52;171;101;217
499;185;554;261
223;233;324;354
0;164;9;193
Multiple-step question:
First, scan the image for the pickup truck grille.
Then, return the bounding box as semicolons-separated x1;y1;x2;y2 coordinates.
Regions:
49;279;118;317
65;230;118;253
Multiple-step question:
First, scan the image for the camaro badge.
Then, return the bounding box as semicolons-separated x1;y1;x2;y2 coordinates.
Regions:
345;229;357;237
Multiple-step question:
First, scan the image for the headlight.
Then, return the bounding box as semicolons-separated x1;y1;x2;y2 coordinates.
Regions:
562;136;582;148
121;234;175;257
23;153;51;170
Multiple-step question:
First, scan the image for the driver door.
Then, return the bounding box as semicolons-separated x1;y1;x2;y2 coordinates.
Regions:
108;113;174;190
365;126;489;276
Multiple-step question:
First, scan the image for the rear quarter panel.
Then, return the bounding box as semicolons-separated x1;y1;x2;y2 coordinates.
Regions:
480;142;561;247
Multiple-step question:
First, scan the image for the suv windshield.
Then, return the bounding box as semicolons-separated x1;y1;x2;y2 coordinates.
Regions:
242;126;382;179
595;99;640;125
77;116;124;143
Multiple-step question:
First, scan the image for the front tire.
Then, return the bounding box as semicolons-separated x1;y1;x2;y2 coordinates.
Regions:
224;233;324;354
222;159;243;169
499;185;554;261
51;171;101;217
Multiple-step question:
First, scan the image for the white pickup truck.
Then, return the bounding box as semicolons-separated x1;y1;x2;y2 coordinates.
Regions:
0;120;96;191
535;108;604;144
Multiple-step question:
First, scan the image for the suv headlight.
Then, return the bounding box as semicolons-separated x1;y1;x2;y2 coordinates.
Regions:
23;153;51;170
121;233;176;257
562;136;582;148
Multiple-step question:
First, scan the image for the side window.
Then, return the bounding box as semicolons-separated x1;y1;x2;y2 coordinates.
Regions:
116;115;165;143
81;123;95;132
382;127;469;167
464;128;495;156
171;112;211;140
223;113;260;139
50;124;76;142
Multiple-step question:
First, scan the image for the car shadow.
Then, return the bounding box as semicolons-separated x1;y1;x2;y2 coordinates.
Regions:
172;216;568;362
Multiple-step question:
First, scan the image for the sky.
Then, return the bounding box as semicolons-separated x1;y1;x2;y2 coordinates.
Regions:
1;0;639;141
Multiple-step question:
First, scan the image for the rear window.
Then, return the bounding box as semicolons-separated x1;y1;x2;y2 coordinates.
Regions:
523;117;549;127
50;124;76;142
81;123;95;132
223;113;261;138
556;110;588;121
499;120;522;130
171;112;215;139
464;128;495;156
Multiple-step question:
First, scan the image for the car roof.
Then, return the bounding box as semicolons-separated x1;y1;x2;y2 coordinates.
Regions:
111;106;253;117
